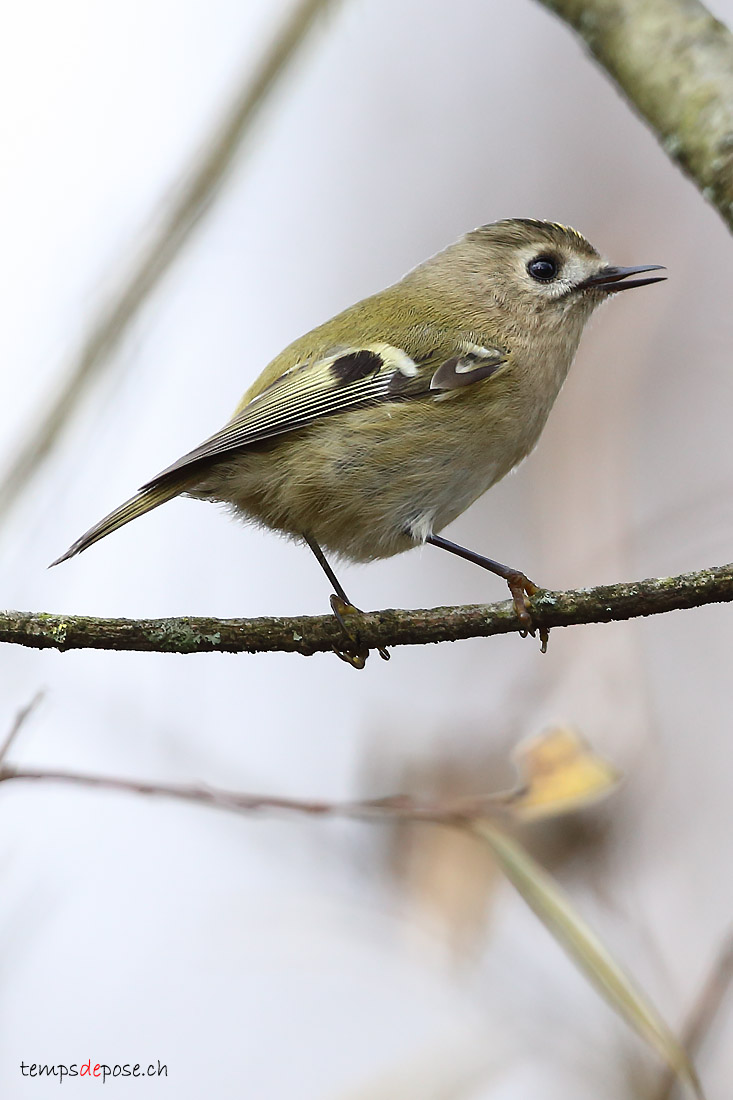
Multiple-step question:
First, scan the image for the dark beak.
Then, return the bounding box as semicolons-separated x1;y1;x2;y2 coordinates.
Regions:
582;264;666;293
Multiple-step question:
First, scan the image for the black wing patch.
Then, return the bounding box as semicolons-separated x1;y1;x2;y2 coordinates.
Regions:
331;349;384;384
142;343;425;488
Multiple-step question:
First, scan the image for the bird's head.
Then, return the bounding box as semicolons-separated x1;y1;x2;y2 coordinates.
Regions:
423;219;665;341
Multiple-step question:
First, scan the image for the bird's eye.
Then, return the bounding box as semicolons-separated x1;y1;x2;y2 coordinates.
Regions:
527;254;559;282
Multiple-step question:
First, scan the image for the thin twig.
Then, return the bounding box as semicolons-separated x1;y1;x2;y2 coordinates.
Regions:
0;766;503;823
538;0;733;232
0;561;731;655
0;693;43;765
0;0;337;519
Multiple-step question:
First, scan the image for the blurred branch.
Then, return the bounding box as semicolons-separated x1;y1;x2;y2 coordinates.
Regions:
0;767;503;822
0;741;697;1094
1;560;732;654
0;727;614;821
653;928;733;1100
0;0;336;519
0;693;43;764
475;821;701;1097
537;0;733;232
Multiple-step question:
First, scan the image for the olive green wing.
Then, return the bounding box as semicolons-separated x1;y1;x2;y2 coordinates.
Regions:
144;338;507;487
52;337;507;564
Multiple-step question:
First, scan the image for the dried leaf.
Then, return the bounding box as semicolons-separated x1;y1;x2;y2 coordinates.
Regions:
502;726;620;821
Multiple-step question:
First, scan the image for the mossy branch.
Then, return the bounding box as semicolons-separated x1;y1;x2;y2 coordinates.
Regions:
538;0;733;231
1;562;731;656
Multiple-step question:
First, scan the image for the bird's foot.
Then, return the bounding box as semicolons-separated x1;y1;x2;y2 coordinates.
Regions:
505;572;549;652
329;595;390;669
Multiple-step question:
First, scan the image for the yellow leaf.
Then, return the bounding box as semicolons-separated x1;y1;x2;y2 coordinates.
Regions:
504;726;620;821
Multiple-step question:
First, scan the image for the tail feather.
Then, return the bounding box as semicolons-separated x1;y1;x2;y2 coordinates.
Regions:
50;476;192;566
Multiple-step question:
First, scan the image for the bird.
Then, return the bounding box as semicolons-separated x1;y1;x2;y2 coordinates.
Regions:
53;219;665;666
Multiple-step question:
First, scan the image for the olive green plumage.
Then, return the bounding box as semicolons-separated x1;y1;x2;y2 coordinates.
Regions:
53;220;663;568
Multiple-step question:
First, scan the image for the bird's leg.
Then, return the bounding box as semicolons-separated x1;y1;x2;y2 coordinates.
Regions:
304;535;389;668
425;533;548;649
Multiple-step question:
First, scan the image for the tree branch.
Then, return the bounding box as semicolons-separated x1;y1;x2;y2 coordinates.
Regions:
0;0;337;519
537;0;733;232
2;561;732;655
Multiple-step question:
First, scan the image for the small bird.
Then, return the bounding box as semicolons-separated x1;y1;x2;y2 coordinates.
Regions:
54;220;664;666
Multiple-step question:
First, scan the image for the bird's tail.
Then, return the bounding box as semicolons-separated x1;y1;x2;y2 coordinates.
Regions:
50;473;195;566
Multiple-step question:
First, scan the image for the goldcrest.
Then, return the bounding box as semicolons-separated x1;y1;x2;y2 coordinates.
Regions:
54;220;664;661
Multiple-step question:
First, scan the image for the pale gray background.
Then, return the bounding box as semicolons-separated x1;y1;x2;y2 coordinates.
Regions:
0;1;732;1096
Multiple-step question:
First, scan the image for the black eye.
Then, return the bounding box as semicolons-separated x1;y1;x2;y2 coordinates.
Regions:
527;254;559;282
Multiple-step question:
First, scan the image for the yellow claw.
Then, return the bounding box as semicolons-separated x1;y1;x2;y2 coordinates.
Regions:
329;595;383;669
507;574;549;652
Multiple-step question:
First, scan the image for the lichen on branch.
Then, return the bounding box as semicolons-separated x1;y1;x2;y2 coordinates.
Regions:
0;562;731;656
539;0;733;231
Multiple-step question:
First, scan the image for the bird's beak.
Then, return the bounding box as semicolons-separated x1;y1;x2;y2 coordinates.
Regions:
582;264;666;293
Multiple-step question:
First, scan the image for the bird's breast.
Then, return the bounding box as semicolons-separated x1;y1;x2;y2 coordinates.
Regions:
201;358;568;562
